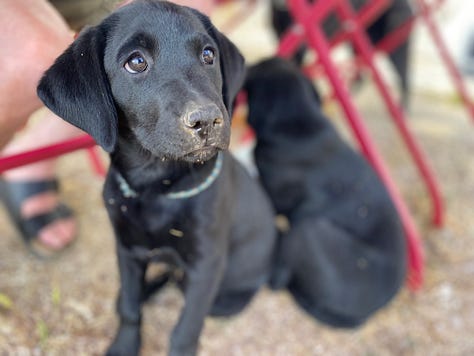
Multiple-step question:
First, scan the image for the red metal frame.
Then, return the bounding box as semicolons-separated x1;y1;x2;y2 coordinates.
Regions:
279;0;443;229
281;0;426;289
0;135;105;175
278;0;391;56
416;0;474;120
279;0;474;229
372;0;474;120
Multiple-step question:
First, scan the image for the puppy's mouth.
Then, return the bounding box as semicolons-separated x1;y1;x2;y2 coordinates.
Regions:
182;145;221;163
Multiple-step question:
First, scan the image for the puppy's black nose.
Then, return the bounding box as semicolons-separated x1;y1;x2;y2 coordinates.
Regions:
183;105;224;134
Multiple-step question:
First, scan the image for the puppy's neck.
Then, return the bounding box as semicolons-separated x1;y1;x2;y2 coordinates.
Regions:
110;147;221;196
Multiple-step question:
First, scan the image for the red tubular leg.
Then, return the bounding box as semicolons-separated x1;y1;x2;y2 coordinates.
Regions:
336;1;444;227
86;147;107;177
375;19;415;54
0;135;97;173
278;28;305;58
417;0;474;121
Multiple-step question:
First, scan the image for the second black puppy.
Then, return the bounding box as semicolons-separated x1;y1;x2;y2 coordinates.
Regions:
38;1;276;355
245;58;406;328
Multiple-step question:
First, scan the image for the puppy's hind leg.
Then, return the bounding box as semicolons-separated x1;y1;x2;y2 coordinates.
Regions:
209;288;258;317
285;218;405;328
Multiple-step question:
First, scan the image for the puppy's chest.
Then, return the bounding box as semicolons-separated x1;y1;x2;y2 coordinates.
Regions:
106;190;200;251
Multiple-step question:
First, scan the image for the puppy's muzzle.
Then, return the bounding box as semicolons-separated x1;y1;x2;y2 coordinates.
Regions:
183;104;224;139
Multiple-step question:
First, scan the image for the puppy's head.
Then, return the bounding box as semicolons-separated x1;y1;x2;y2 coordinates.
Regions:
244;57;325;140
38;0;245;162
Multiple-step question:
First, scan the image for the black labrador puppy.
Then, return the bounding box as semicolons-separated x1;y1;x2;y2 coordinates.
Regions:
37;1;276;355
245;58;406;328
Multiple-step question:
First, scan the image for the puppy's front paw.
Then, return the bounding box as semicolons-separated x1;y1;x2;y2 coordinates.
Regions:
169;345;197;356
169;336;197;356
106;322;141;356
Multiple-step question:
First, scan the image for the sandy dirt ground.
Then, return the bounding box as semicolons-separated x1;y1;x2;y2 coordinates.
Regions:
1;2;474;356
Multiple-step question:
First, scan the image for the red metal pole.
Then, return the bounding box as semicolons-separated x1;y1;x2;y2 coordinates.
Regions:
278;27;305;58
329;0;391;46
0;135;97;173
338;0;444;227
86;147;107;177
417;0;474;121
375;18;415;54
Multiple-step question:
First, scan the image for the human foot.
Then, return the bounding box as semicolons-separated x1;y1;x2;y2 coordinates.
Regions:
0;178;77;258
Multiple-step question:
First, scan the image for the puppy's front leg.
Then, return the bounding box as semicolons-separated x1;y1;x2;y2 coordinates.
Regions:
107;244;147;356
169;254;226;356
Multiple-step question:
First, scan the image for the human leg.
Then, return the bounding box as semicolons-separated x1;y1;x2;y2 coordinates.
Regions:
0;0;73;149
0;0;79;256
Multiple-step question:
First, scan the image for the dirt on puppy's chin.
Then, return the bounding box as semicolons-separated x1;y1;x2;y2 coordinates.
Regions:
181;147;222;164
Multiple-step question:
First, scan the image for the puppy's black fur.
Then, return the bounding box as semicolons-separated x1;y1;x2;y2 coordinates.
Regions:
37;2;276;355
245;58;406;328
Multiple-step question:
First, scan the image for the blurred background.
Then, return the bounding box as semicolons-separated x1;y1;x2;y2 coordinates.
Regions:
1;0;474;354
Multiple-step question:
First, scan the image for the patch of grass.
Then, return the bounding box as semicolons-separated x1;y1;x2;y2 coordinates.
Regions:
36;320;49;347
0;293;13;310
51;284;61;307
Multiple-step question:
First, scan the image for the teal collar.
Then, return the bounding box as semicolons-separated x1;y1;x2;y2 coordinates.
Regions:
116;152;224;200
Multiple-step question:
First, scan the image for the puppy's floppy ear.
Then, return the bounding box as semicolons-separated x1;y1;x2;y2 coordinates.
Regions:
37;25;117;152
211;27;246;112
193;11;245;112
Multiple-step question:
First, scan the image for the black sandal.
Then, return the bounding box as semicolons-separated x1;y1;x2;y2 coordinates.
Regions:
0;178;76;259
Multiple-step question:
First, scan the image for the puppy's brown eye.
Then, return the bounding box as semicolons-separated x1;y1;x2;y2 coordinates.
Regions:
201;47;215;65
124;53;148;73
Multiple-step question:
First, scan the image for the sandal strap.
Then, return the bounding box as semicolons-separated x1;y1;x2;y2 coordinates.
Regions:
20;203;73;242
5;179;59;203
0;178;76;258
